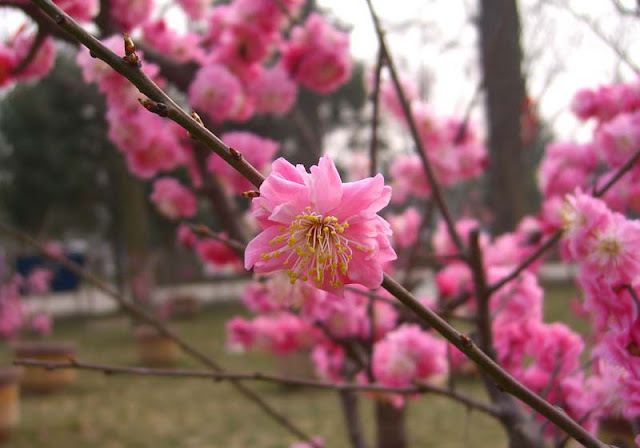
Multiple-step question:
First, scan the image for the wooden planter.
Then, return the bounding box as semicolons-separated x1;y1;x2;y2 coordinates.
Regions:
12;341;77;394
0;367;22;443
597;417;635;448
134;326;182;366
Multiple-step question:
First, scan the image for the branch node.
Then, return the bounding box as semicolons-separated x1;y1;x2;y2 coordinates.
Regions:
138;98;168;117
123;33;136;56
54;13;65;25
242;190;260;199
459;333;473;348
229;147;242;160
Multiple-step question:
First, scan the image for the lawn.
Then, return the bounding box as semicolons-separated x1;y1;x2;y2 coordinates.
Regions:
0;282;583;447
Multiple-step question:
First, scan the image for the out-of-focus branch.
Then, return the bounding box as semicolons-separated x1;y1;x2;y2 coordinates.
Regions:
30;0;267;189
364;0;465;255
369;49;384;177
14;358;500;417
11;28;46;75
0;220;319;446
553;2;640;73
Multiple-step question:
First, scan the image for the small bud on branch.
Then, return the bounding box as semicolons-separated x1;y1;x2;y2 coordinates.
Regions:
242;190;260;199
138;98;169;117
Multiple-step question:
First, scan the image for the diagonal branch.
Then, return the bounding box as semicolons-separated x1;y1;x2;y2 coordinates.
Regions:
380;274;607;448
11;28;47;75
30;0;266;189
0;220;319;446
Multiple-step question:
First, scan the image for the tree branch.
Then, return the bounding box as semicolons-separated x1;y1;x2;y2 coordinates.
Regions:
0;220;319;446
364;0;465;255
380;274;607;448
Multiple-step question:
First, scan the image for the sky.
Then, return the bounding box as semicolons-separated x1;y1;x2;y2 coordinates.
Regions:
318;0;640;141
2;0;639;141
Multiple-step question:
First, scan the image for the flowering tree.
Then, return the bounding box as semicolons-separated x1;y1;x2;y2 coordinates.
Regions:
2;1;640;448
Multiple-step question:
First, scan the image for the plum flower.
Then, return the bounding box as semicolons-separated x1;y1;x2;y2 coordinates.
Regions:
245;155;396;296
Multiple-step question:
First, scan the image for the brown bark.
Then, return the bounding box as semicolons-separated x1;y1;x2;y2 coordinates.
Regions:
479;0;527;233
375;401;406;448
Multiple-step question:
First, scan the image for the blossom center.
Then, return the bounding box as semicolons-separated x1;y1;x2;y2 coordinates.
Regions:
260;207;368;288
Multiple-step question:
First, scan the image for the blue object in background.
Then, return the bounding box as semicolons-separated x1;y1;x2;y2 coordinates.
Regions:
16;253;85;292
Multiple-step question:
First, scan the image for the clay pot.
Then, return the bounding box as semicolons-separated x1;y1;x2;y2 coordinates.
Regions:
597;417;636;448
0;366;22;443
134;326;182;366
168;296;201;320
12;341;77;394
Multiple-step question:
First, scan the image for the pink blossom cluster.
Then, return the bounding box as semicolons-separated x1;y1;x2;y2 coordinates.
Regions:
539;78;640;223
557;191;640;422
571;79;640;123
0;27;56;88
0;267;54;339
76;36;193;180
226;312;319;355
150;177;198;220
174;224;241;271
382;98;487;202
371;324;447;388
207;131;280;194
281;13;351;93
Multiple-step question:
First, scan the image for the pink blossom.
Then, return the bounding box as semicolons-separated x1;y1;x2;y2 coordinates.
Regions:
177;0;210;20
25;268;53;295
10;32;56;83
432;218;486;256
142;20;205;63
248;65;298;115
0;44;15;87
176;224;198;249
595;110;640;168
435;262;473;298
378;73;419;120
150;177;198;220
208;132;280;194
281;13;351;93
196;236;241;270
388;207;420;249
538;142;599;198
124;133;183;179
43;241;64;258
188;63;243;123
110;0;154;31
29;314;52;336
54;0;98;21
226;313;318;355
311;343;344;382
245;155;396;296
372;324;447;387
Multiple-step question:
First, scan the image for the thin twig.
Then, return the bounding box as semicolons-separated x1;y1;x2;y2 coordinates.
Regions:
364;0;465;255
188;222;247;253
369;49;384;177
489;146;640;295
11;28;47;75
13;358;500;417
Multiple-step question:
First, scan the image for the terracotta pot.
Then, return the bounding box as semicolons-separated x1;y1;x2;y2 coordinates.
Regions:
168;296;201;320
134;326;182;366
12;341;77;394
597;417;635;448
0;366;22;443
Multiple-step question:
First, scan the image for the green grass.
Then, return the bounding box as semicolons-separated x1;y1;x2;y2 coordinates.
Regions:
0;302;508;448
0;282;586;448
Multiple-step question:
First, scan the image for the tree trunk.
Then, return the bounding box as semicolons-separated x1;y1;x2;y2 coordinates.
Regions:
375;401;406;448
479;0;527;233
339;389;369;448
